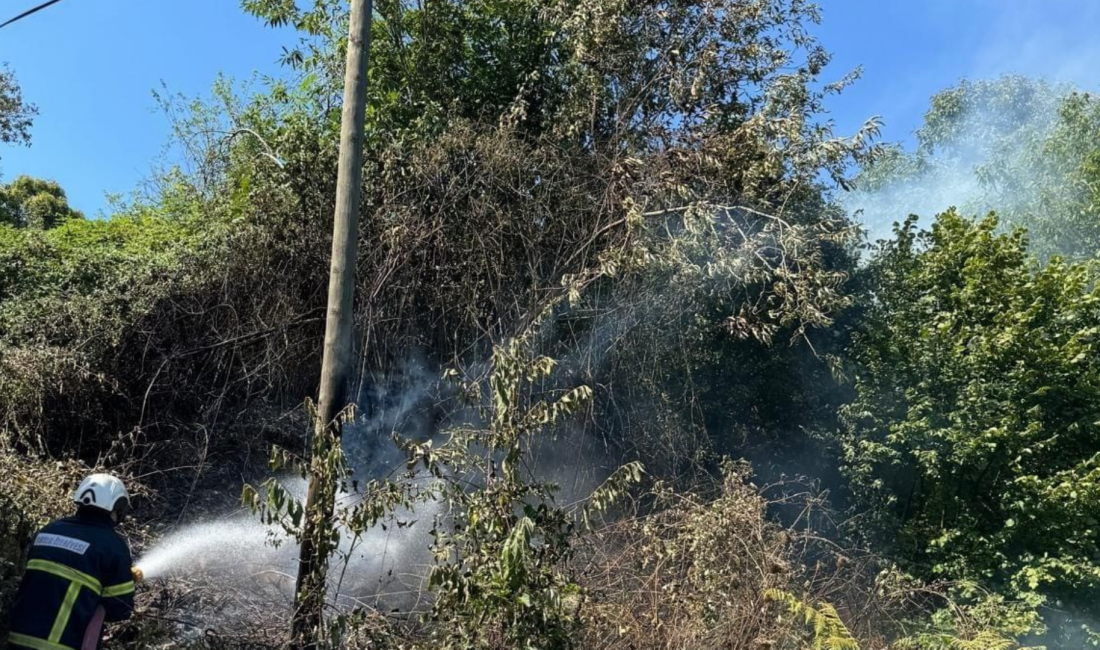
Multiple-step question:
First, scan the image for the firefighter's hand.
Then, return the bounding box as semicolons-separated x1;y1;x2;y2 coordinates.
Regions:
131;567;144;583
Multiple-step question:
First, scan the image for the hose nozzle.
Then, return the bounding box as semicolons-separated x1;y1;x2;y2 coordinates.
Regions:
131;566;144;583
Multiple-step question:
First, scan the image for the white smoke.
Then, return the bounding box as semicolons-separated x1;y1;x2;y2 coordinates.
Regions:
842;81;1064;247
833;0;1100;249
845;161;987;245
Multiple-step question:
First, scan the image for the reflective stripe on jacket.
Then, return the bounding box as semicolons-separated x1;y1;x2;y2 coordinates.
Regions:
8;511;135;650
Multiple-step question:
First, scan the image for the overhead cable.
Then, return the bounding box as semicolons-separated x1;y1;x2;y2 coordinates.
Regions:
0;0;69;31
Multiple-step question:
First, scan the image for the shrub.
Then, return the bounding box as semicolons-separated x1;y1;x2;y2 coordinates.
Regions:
842;211;1100;647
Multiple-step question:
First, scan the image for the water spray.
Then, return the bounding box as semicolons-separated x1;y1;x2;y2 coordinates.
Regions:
133;515;295;582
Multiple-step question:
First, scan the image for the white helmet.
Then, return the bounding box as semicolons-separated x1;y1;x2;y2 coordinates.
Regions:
73;473;130;516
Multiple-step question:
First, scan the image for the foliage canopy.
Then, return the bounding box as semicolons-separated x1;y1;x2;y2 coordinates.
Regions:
843;211;1100;645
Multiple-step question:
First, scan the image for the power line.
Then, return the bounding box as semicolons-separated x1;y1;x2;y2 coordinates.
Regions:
0;0;68;31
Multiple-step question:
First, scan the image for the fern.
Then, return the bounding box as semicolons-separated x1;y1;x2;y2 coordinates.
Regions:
959;632;1017;650
893;630;1019;650
765;588;861;650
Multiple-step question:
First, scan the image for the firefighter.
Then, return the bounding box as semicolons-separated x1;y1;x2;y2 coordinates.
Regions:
7;473;140;650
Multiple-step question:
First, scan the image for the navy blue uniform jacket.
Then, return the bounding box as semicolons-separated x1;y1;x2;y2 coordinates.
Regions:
7;510;135;650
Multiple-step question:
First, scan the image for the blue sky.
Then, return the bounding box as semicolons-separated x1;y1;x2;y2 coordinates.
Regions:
0;0;1098;216
813;0;1100;144
0;0;293;216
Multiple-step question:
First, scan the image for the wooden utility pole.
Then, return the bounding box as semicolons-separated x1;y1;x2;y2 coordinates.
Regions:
291;0;373;646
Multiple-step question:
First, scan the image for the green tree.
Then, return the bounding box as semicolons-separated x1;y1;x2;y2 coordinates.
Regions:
842;210;1100;647
0;65;35;154
0;176;84;229
852;76;1100;259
